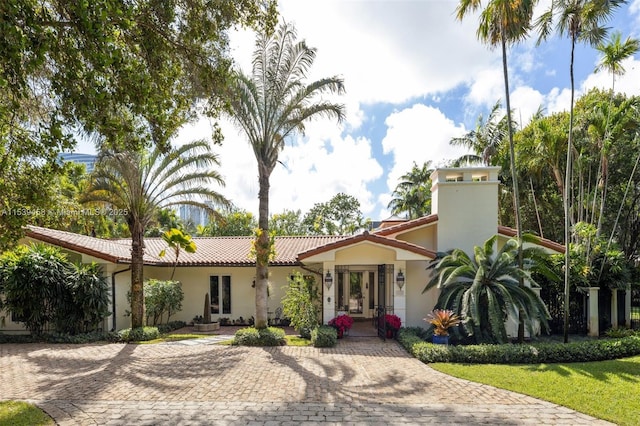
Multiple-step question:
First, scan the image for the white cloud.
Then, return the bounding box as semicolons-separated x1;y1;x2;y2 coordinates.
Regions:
582;57;640;96
511;86;546;126
381;104;468;193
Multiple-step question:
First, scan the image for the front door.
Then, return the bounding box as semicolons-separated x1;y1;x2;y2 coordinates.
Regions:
376;264;394;339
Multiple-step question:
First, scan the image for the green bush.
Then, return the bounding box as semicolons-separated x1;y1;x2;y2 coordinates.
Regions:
311;325;337;347
0;331;119;344
157;320;187;333
117;326;160;342
397;328;640;364
233;327;286;346
281;272;320;339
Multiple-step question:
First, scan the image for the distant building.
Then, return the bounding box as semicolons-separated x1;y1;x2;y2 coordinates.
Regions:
59;153;97;173
178;204;212;228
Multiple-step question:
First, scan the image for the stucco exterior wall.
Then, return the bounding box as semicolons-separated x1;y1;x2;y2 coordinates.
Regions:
404;260;438;328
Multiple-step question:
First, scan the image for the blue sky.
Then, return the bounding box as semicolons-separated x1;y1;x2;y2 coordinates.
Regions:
77;0;640;222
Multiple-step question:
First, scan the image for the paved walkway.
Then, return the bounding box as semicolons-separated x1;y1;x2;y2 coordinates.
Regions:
0;336;613;425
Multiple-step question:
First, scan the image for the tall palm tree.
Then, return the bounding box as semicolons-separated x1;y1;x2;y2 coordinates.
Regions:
456;0;536;342
387;161;434;219
228;22;345;329
450;101;507;166
592;32;639;236
85;140;229;328
423;235;552;344
536;0;623;343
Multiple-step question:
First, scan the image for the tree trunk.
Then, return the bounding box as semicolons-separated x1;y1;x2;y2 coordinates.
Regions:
255;165;271;329
501;35;525;343
130;220;145;329
563;37;577;344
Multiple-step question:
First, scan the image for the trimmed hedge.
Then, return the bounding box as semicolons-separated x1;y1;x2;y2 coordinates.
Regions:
397;328;640;364
157;320;187;334
233;327;286;346
311;325;337;347
0;331;119;344
117;326;160;342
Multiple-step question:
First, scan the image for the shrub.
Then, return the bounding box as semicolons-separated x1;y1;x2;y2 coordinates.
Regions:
156;320;187;334
281;272;320;339
0;244;111;336
397;328;640;364
234;327;286;346
117;327;160;342
311;325;337;347
141;279;184;325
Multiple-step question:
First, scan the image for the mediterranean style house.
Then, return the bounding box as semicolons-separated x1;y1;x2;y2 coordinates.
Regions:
5;166;629;337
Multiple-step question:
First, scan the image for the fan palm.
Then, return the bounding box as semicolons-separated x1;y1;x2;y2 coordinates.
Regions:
85;140;229;328
423;235;552;344
536;0;624;342
228;22;345;328
450;101;507;166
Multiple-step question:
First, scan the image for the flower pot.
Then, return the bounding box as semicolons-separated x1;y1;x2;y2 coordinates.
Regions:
432;335;449;345
337;329;344;339
386;329;397;339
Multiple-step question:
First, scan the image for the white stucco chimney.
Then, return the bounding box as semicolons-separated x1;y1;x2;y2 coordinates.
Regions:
430;167;501;255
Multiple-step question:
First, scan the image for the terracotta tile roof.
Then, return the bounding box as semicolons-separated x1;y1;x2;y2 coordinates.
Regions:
25;226;345;266
497;226;565;253
297;230;436;260
374;214;439;236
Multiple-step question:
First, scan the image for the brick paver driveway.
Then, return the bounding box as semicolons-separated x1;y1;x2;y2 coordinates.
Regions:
0;338;612;425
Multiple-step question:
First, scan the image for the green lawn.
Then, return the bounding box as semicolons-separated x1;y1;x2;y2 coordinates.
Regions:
0;401;53;426
431;355;640;426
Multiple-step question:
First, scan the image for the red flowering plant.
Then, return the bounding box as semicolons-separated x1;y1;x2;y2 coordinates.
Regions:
328;314;354;333
385;314;402;331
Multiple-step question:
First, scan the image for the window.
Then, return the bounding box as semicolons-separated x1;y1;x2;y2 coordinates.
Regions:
210;275;231;315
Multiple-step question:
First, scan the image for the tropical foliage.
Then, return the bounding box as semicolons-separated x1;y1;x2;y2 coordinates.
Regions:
281;272;320;339
423;236;552;344
425;309;462;336
387;162;434;219
0;244;110;336
228;21;345;328
84;140;229;328
159;228;197;280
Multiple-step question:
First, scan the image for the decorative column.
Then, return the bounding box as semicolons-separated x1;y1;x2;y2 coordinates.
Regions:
322;266;335;324
393;264;406;326
611;289;618;329
588;287;600;337
626;285;632;328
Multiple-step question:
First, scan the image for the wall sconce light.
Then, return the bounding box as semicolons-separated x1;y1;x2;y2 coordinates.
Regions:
324;271;333;289
396;269;405;289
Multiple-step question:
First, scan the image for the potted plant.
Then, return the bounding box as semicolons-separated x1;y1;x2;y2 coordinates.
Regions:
425;309;461;345
384;314;402;338
328;314;354;338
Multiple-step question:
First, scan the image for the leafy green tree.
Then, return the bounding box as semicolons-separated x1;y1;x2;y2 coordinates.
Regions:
302;193;370;235
196;208;257;236
457;0;536;342
0;1;274;247
227;22;345;328
536;0;623;343
84;140;229;328
281;272;320;339
387;162;434;219
270;209;306;236
159;228;196;280
423;235;552;344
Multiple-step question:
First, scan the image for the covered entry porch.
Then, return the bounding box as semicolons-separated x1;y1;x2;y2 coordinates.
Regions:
297;230;435;330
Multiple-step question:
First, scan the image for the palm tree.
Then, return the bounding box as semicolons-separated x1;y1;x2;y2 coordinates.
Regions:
456;0;536;342
423;235;552;344
228;22;345;329
159;228;197;280
387;161;434;219
536;0;624;343
85;140;229;328
450;101;507;166
592;32;639;236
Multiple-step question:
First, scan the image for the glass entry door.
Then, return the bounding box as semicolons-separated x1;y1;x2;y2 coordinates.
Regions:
349;272;363;314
